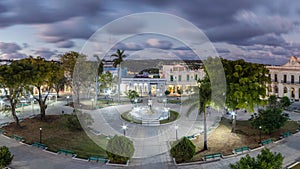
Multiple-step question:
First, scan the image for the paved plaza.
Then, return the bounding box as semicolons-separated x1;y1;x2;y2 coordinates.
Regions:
0;98;300;168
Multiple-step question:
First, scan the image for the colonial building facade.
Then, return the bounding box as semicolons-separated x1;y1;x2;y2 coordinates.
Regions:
267;56;300;101
160;64;205;94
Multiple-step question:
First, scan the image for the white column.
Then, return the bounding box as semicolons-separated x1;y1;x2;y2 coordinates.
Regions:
278;84;284;98
287;86;291;99
295;88;299;101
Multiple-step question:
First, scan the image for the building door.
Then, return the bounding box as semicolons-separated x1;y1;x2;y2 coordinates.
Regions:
151;84;157;96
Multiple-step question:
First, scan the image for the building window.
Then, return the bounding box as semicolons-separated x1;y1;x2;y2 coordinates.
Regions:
291;75;294;84
284;74;287;83
178;75;182;81
170;75;174;82
275;74;277;82
187;75;190;81
195;74;198;81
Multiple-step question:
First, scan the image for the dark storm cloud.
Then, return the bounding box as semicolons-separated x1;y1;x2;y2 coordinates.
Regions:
36;17;95;43
206;10;294;44
0;42;21;53
112;42;143;51
55;40;74;48
0;42;27;59
33;48;57;59
239;34;288;46
0;0;104;27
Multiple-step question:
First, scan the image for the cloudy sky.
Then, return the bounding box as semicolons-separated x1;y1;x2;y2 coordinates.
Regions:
0;0;300;65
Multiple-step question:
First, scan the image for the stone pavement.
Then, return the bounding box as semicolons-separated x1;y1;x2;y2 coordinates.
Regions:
1;98;300;168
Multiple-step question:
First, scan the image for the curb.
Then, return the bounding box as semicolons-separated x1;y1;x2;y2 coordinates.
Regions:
106;160;129;167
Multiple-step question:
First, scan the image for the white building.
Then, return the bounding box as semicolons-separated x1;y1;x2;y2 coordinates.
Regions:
267;56;300;101
160;64;205;94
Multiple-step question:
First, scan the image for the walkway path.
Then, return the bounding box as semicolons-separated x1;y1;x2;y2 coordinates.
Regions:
1;98;300;168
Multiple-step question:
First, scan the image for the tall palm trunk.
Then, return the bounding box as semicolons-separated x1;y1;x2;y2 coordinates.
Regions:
203;108;208;150
117;65;121;103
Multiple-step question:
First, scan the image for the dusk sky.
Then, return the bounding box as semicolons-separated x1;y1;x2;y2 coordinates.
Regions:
0;0;300;65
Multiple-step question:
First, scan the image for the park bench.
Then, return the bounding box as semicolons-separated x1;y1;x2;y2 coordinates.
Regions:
186;135;195;140
280;131;292;138
57;149;75;157
0;129;6;134
32;142;47;149
261;138;273;145
12;134;24;142
233;146;250;154
0;122;9;127
88;156;108;163
204;153;222;161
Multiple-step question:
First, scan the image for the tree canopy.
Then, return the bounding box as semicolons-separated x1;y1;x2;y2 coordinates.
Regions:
229;148;283;169
223;59;270;112
106;135;134;164
170;137;196;163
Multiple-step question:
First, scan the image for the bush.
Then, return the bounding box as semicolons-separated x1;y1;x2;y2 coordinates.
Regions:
0;146;14;168
106;135;134;164
170;137;195;163
230;148;283;169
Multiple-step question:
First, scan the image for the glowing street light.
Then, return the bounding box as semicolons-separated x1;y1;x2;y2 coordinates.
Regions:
174;125;179;140
122;124;128;136
39;127;43;144
66;96;70;105
0;100;3;110
259;125;262;144
231;111;237;133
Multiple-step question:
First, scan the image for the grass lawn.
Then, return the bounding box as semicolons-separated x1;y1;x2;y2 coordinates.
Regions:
1;115;108;159
121;110;179;124
188;117;299;162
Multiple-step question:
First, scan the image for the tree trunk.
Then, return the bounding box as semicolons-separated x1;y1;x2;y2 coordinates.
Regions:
11;104;21;128
231;110;236;133
117;65;121;103
203;107;208;150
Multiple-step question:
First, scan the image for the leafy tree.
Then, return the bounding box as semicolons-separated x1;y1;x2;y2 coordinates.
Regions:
280;96;291;108
249;107;289;134
99;71;113;94
223;59;271;132
229;148;283;169
111;49;126;102
126;90;139;101
106;135;134;164
51;65;66;98
170;137;196;163
0;61;30;127
20;57;61;121
0;146;14;168
268;95;278;108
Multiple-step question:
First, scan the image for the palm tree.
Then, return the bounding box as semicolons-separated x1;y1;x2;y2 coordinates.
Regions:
111;49;126;103
182;76;211;150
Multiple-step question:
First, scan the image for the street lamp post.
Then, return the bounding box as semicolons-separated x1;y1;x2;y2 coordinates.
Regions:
175;125;179;140
39;127;42;144
259;125;262;144
66;96;70;105
91;98;94;109
122;124;128;136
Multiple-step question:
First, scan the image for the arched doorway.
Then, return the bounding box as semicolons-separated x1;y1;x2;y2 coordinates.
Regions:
291;87;295;99
274;86;278;95
283;87;288;97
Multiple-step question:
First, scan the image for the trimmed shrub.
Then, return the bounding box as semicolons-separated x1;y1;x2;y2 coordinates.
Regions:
0;146;14;168
106;135;134;164
170;137;195;163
